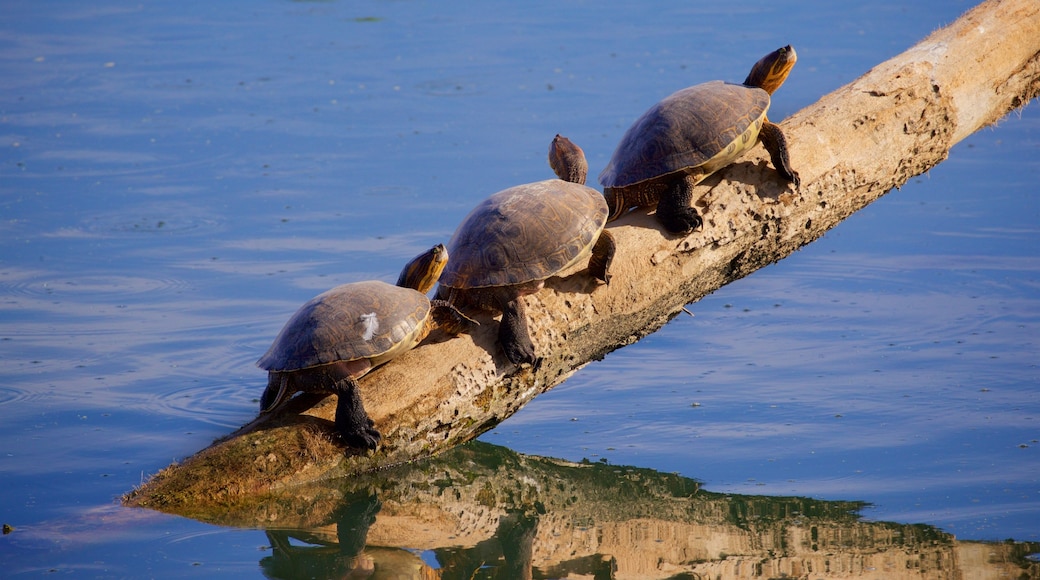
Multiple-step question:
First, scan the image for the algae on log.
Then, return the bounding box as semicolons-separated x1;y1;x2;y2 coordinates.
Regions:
146;441;1040;579
125;0;1040;511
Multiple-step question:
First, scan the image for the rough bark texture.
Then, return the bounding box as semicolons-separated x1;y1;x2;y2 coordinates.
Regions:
125;0;1040;512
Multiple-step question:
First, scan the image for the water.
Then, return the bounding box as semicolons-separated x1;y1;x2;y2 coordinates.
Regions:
2;0;1038;577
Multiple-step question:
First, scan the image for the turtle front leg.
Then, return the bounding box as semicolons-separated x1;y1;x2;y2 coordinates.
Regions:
759;120;800;188
331;377;381;450
604;187;627;223
588;229;616;285
656;175;703;234
499;298;536;366
430;299;479;336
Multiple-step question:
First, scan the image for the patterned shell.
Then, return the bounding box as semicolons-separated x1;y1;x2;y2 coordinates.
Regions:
257;280;431;372
439;179;608;289
599;81;771;189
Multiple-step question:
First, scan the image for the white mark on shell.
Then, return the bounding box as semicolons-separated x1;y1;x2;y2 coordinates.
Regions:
359;312;379;341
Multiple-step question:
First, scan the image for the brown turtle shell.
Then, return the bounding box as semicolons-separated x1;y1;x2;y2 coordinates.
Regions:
439;179;608;290
256;280;431;372
599;81;771;189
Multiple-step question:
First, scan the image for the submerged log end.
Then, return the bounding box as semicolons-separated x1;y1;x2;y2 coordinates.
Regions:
123;407;342;510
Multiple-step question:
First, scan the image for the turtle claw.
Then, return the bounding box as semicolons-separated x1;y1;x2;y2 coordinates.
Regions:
340;427;381;451
658;208;703;235
504;339;537;367
788;170;801;189
656;177;703;234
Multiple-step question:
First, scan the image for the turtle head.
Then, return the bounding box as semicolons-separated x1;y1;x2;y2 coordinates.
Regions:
396;243;448;293
548;134;589;185
259;373;295;414
744;45;797;95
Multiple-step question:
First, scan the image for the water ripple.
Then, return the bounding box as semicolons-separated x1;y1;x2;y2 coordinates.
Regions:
0;271;193;299
0;384;46;407
143;380;259;429
79;212;223;236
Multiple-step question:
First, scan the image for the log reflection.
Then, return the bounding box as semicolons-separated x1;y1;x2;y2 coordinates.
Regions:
205;441;1037;579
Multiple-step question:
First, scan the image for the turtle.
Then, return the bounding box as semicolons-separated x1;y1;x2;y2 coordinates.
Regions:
437;134;616;366
256;244;473;450
599;45;801;234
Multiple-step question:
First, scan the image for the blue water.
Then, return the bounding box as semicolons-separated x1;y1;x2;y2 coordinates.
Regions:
2;0;1037;576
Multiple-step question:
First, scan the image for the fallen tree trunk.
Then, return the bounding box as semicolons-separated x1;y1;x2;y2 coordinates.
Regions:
125;0;1040;512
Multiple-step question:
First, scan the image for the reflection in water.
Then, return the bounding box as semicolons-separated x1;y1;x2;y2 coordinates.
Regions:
261;492;388;579
2;0;1037;572
199;442;1038;579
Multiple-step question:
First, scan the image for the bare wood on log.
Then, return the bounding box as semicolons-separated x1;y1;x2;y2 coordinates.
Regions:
125;0;1040;511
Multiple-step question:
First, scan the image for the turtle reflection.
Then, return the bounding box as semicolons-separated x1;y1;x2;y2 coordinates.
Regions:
260;491;385;579
250;441;1040;579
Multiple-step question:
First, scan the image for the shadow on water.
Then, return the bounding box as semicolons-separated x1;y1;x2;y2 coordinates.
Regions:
155;441;1037;579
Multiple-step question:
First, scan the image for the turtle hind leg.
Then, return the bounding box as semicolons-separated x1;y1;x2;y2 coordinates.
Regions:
331;377;381;450
656;175;703;234
499;298;536;366
588;229;616;285
759;120;800;187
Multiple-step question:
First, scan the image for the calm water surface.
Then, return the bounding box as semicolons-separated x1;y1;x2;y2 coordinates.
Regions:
2;0;1038;576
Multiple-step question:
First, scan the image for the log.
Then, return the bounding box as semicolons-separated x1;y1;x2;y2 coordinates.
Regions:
125;0;1040;512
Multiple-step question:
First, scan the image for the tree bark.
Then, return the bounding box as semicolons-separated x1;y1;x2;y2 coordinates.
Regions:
125;0;1040;512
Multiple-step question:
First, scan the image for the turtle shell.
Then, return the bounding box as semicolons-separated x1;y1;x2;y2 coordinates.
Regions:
439;179;608;289
599;80;771;189
257;280;431;372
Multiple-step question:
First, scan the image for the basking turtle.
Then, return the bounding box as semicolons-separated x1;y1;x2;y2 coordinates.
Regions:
599;45;801;234
438;135;615;366
257;244;472;450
